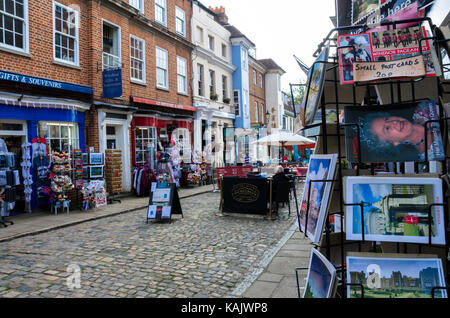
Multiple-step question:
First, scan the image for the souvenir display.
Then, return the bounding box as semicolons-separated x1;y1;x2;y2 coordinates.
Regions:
81;180;107;210
133;165;157;197
344;176;446;245
50;151;74;207
32;138;50;206
105;149;122;194
344;100;444;163
298;154;338;243
72;149;83;189
303;249;337;298
346;253;447;298
21;142;33;212
89;153;104;165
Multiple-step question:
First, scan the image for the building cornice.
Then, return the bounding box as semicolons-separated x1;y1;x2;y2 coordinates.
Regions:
194;46;236;73
98;0;195;50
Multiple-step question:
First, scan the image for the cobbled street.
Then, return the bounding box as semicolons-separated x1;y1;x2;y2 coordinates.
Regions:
0;190;301;298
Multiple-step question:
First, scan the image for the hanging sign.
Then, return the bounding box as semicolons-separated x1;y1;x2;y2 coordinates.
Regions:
353;55;426;82
102;68;122;98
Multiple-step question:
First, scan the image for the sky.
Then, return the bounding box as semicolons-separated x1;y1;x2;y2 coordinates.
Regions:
198;0;336;93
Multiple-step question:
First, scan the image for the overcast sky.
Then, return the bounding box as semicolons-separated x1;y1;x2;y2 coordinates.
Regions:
198;0;337;92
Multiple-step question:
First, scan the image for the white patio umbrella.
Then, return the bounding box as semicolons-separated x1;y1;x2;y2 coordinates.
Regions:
252;130;316;147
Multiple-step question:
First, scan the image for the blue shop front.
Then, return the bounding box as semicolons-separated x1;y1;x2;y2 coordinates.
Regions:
0;70;93;214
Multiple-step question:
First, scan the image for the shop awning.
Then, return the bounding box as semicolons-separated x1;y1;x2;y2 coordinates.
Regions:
131;96;197;112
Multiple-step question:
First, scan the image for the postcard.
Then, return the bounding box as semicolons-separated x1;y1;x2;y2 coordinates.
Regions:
303;249;337;298
344;100;445;163
147;205;157;219
346;253;447;298
152;188;171;203
298;154;338;243
344;176;446;245
89;153;104;165
303;46;329;127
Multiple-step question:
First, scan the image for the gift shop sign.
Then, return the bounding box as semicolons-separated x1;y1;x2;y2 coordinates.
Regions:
353;55;426;82
0;70;93;94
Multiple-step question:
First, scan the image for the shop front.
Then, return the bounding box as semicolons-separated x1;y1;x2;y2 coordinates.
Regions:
130;97;195;192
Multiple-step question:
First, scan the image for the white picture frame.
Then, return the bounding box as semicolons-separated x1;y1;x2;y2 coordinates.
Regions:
298;154;338;243
303;248;337;298
346;253;447;298
345;176;446;245
89;153;104;165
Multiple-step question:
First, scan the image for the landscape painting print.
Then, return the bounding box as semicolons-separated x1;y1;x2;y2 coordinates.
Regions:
344;100;445;163
347;254;447;298
304;46;329;127
299;154;337;243
303;249;336;298
345;177;446;245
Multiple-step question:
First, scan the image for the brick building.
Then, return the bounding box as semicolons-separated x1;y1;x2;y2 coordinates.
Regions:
0;0;195;211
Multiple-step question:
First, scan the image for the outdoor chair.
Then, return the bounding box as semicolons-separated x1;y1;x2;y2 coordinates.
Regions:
273;181;291;217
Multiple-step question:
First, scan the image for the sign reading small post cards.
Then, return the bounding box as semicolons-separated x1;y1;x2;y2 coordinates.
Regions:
353;55;426;82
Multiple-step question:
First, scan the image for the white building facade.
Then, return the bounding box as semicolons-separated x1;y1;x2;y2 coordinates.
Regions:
191;1;236;167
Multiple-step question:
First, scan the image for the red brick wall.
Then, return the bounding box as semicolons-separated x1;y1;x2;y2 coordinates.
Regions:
0;0;90;86
249;64;266;126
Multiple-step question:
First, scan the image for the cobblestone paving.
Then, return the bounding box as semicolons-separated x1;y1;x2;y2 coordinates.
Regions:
0;189;301;298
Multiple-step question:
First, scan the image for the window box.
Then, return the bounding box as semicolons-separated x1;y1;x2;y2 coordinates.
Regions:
223;97;231;104
210;93;218;101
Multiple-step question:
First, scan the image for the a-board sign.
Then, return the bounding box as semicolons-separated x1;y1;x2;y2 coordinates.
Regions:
353;55;426;82
147;183;183;222
222;177;269;215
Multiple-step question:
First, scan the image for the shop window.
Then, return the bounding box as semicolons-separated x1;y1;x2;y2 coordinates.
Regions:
135;127;157;165
38;122;79;154
155;0;166;27
175;6;185;37
0;120;27;158
54;1;78;65
156;46;168;89
103;21;121;70
173;128;191;162
0;0;28;53
130;34;145;83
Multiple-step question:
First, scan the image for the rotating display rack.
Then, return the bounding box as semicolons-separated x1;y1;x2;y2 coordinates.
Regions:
295;16;450;298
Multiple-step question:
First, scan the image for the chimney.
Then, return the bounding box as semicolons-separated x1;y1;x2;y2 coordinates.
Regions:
208;6;228;25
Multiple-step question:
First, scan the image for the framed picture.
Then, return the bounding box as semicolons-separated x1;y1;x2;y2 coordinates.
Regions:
346;253;447;298
304;45;329;127
298;154;338;243
89;153;104;165
303;248;337;298
344;100;445;163
89;165;104;179
82;153;89;165
345;176;446;245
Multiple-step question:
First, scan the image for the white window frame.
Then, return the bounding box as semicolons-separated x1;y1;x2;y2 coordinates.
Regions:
196;26;203;45
155;0;167;27
173;128;191;162
208;35;214;51
156;46;168;89
254;101;259;123
53;1;79;67
0;119;27;137
175;6;186;37
259;74;263;88
129;0;144;12
222;75;227;99
135;126;157;165
209;69;215;96
0;0;29;54
177;56;187;94
197;63;204;96
233;90;240;117
129;34;146;84
102;19;122;70
221;43;226;58
39;121;79;155
253;70;257;85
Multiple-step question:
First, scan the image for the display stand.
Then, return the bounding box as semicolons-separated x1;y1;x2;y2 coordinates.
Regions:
105;149;122;205
50;151;74;215
146;182;183;223
295;16;450;298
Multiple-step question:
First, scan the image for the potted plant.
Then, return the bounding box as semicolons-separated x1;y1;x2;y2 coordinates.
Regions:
223;97;231;104
210;93;218;101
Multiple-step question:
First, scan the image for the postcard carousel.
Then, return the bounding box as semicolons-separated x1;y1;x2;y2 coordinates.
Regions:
294;4;450;299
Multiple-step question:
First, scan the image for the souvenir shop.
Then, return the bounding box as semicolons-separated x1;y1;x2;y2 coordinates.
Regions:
129;97;195;195
0;70;92;218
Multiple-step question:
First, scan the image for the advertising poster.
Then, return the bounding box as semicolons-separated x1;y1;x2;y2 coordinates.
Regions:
344;100;444;163
298;154;338;243
338;25;436;84
344;177;446;245
347;253;447;298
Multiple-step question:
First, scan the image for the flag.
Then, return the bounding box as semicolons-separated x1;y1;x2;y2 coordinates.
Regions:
294;55;310;76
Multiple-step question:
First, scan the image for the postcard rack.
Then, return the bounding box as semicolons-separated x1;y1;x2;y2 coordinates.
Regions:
295;16;450;298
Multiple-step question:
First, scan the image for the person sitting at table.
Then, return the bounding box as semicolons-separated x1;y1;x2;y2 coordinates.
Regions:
272;165;290;199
